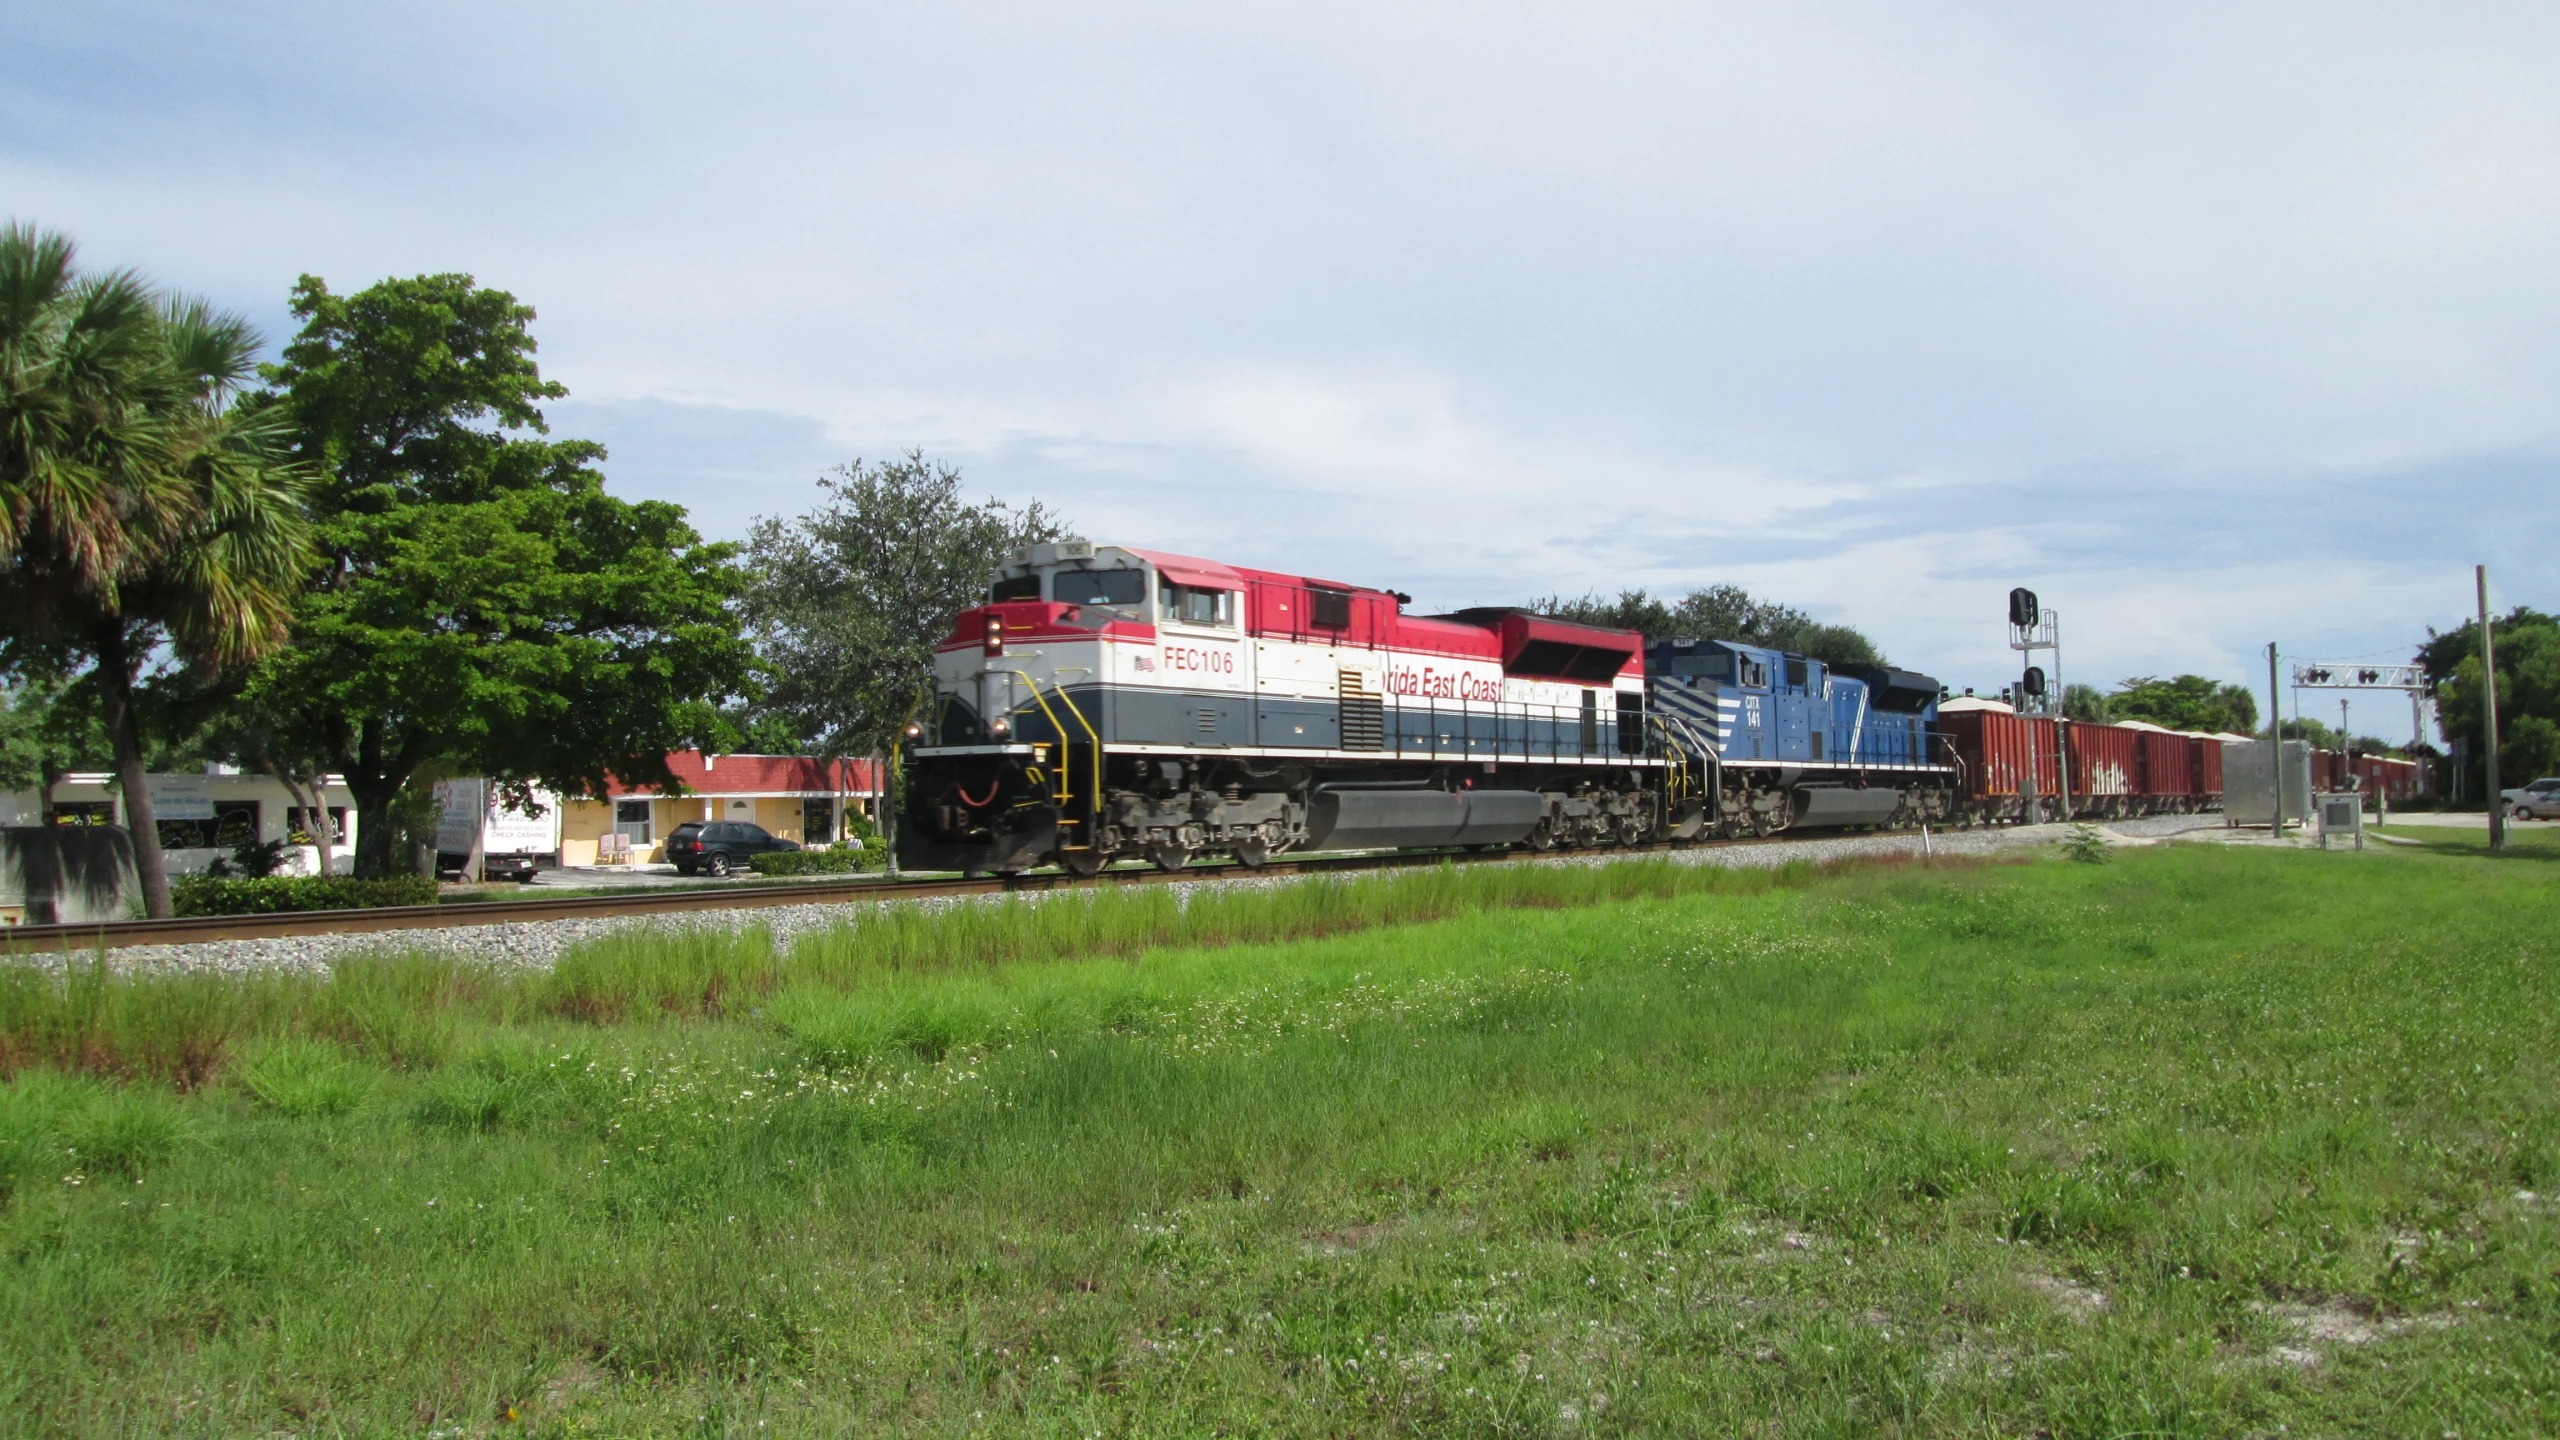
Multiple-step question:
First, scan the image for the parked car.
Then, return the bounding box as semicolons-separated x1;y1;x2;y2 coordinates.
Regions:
666;821;800;876
2503;778;2560;820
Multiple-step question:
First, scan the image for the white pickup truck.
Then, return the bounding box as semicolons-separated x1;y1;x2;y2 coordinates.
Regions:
2503;778;2560;820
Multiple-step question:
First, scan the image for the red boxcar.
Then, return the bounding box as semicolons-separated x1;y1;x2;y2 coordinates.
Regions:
2334;752;2419;800
2195;735;2224;808
2064;721;2140;818
2364;755;2417;798
1940;708;2066;822
2129;728;2199;812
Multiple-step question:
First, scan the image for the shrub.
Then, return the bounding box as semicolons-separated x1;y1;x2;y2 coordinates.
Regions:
171;874;440;916
749;846;875;877
2062;824;2112;864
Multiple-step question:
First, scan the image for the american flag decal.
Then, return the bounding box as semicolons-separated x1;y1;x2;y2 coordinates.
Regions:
1133;654;1155;673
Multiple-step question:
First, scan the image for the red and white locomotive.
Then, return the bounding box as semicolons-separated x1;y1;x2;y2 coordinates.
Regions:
898;542;1669;875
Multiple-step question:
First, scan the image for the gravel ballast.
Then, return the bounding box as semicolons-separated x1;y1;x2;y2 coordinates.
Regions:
34;816;2229;979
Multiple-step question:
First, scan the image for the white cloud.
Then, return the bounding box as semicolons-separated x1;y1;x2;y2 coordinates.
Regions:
6;0;2557;694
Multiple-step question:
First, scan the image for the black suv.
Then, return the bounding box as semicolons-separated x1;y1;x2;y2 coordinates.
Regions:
666;821;799;877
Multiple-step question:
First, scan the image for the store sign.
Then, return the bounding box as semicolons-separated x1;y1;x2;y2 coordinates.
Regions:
433;779;487;852
144;776;215;821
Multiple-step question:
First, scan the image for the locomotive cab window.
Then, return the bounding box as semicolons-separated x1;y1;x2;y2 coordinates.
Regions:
1309;586;1352;630
1784;657;1808;689
1054;567;1146;617
989;573;1042;603
1738;658;1769;689
1157;579;1233;627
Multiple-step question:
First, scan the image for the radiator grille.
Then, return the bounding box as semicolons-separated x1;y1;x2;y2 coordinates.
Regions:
1338;671;1385;751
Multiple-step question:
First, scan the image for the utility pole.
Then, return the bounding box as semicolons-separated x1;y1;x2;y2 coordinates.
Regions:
2480;565;2504;851
2266;643;2284;834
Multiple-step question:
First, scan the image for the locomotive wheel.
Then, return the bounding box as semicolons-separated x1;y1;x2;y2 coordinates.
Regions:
1231;837;1271;869
1059;848;1109;878
1524;820;1558;852
1747;808;1774;838
1149;843;1192;872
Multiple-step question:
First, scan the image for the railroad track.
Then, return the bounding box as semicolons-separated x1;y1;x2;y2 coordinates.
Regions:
0;828;1883;956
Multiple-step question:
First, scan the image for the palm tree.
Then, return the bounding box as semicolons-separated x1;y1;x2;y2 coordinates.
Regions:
0;224;312;918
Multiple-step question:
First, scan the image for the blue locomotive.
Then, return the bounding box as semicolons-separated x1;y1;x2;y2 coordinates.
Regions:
1643;639;1952;834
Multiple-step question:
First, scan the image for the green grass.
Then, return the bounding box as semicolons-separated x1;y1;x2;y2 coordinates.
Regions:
2372;820;2560;860
1;841;2555;1436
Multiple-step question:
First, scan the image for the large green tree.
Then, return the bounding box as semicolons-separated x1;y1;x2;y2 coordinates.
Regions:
248;273;753;875
1528;584;1886;669
2421;608;2560;793
742;453;1066;766
2107;675;2259;735
0;225;313;915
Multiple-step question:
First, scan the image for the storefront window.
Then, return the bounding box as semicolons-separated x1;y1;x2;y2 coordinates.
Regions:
157;802;261;851
614;800;653;845
45;803;116;827
287;807;349;845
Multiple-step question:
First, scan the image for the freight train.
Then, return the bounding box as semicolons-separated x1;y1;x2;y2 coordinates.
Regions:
897;542;2243;875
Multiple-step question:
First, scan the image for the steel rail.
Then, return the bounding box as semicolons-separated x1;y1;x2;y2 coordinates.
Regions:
0;828;1898;957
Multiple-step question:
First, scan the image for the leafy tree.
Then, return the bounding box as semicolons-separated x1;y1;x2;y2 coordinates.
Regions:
742;454;1067;765
2504;714;2560;785
248;273;755;875
0;671;111;809
719;700;814;756
2278;716;2343;750
2419;608;2560;795
2059;683;2113;722
2107;675;2258;735
1528;584;1886;669
0;225;313;915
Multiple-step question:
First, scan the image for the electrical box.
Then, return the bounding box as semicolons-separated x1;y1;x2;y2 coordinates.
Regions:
2223;739;2312;826
2317;792;2364;851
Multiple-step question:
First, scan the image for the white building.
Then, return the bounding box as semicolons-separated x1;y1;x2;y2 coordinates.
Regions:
0;769;360;875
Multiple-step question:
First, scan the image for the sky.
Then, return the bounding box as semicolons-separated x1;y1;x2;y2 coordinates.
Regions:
9;1;2558;739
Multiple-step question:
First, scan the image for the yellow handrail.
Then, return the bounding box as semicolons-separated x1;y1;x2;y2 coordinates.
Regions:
1017;681;1075;806
1047;678;1103;814
1016;675;1103;853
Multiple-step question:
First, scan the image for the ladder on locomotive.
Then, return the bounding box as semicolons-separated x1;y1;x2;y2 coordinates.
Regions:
1019;677;1103;855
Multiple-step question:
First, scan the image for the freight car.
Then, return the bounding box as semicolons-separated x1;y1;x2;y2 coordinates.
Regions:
2310;749;2421;801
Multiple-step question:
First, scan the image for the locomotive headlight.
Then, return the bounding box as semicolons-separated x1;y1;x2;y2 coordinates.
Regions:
987;716;1013;738
902;721;925;740
983;614;1005;657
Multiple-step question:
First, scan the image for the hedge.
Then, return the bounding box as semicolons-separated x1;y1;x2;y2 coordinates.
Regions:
170;874;442;917
748;846;875;877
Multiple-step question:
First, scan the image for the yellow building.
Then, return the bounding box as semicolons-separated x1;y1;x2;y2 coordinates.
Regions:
554;752;879;866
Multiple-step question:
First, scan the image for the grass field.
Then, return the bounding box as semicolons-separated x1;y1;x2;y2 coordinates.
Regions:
1;839;2554;1437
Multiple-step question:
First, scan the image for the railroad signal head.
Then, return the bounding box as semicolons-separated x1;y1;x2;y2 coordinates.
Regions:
2357;668;2380;684
2022;666;2047;698
2008;587;2039;628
